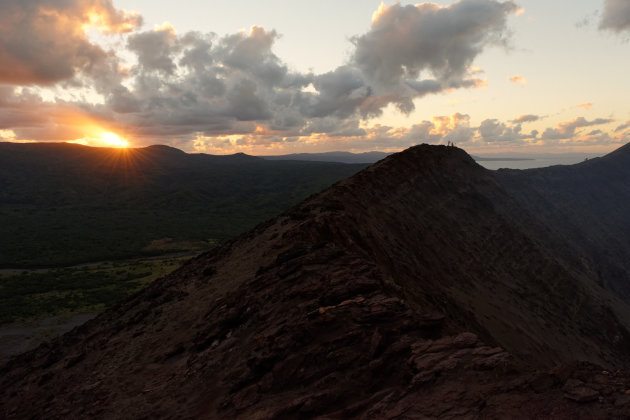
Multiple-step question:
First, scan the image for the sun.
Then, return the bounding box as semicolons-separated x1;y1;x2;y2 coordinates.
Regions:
99;132;129;148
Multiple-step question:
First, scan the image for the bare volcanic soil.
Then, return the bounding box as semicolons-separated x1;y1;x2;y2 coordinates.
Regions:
3;145;630;418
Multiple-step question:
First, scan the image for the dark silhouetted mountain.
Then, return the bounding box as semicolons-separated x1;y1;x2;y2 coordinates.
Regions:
3;144;630;418
0;142;366;266
259;150;391;163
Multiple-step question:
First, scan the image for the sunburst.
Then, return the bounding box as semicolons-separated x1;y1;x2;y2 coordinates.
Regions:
99;132;129;148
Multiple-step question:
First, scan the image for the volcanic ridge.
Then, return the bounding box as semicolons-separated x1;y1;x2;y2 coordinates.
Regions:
3;144;630;418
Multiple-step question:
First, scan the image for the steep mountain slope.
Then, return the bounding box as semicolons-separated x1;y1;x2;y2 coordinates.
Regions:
0;142;365;265
496;143;630;301
3;145;630;418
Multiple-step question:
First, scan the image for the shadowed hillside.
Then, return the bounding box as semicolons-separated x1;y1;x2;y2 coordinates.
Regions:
496;143;630;302
3;144;630;418
0;142;366;266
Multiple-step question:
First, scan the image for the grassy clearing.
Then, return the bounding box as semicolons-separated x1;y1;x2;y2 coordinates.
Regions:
0;256;189;325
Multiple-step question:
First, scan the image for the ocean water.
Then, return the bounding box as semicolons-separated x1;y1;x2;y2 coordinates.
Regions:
477;156;602;170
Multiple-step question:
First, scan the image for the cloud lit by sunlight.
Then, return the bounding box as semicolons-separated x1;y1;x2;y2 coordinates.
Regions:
0;0;627;155
0;129;17;140
371;2;387;23
82;8;141;34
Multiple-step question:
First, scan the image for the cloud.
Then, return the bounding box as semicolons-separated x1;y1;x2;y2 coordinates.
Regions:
300;66;367;119
351;0;517;114
541;117;614;140
576;102;593;110
509;75;526;85
2;0;624;155
0;0;141;86
423;113;477;147
0;23;313;143
512;114;540;124
90;25;313;139
14;1;613;154
615;121;630;132
299;117;365;138
600;0;630;32
226;79;273;121
128;24;179;75
478;118;530;144
0;0;521;147
0;129;17;141
189;110;628;154
0;86;120;142
191;117;448;154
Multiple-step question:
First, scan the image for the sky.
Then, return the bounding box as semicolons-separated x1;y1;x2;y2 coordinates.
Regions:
0;0;629;155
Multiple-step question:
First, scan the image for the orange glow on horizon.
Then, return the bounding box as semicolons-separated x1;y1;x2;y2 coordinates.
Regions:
98;132;129;148
67;130;130;148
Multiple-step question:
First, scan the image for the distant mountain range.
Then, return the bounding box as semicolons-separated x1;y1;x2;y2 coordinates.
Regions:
0;142;366;266
259;150;538;164
259;150;391;164
4;143;630;417
260;150;601;165
470;155;534;161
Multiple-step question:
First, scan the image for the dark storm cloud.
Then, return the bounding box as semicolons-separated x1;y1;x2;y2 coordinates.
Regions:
600;0;630;32
0;0;141;85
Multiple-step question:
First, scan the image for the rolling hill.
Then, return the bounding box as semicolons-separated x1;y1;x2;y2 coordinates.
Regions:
0;142;367;266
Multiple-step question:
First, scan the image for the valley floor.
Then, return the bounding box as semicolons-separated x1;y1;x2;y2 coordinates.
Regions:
0;253;195;363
